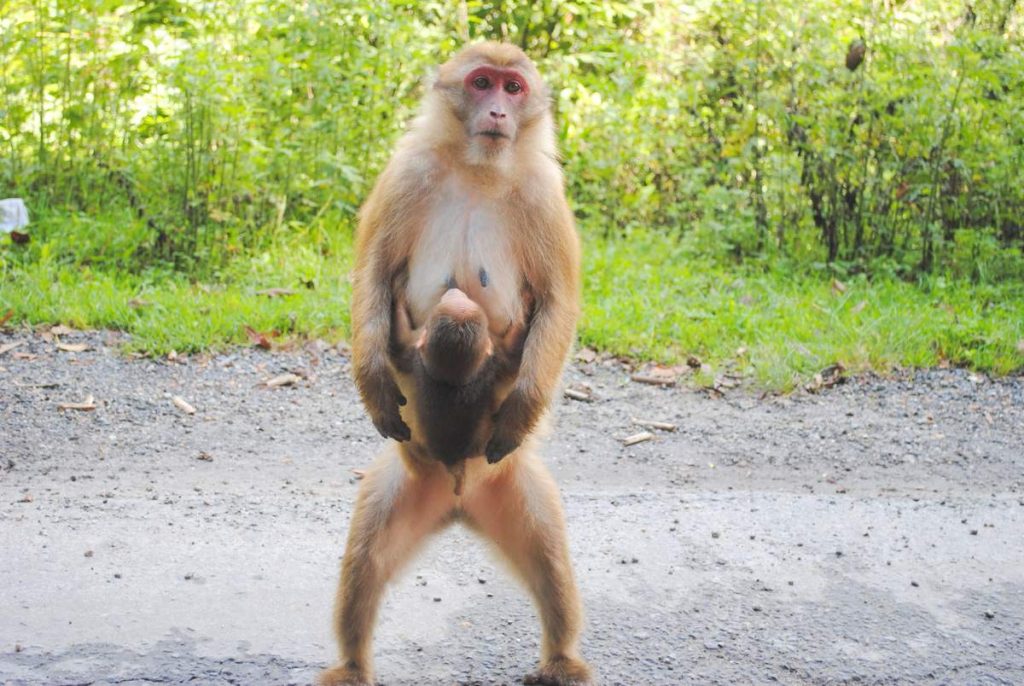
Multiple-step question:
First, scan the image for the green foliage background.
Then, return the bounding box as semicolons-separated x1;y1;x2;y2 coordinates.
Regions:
1;0;1023;384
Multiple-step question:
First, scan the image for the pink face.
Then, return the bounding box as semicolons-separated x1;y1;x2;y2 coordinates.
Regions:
463;65;530;143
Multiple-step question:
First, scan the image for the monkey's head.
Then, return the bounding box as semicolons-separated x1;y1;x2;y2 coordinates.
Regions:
392;288;495;387
426;42;553;163
418;289;493;386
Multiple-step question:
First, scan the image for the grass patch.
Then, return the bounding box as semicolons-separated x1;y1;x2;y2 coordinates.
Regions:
582;232;1024;389
2;217;1022;389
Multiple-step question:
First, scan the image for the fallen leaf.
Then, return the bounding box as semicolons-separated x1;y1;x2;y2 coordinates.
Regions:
56;342;89;353
172;395;196;415
735;346;748;357
265;372;301;388
10;230;29;244
621;431;655;447
18;493;33;503
574;348;597;363
831;278;847;294
631;417;677;432
850;300;868;315
50;325;75;335
12;352;37;361
0;340;25;356
0;309;13;326
351;468;366;480
244;326;276;350
196;451;214;462
128;298;152;309
806;363;846;393
255;287;297;298
58;394;97;411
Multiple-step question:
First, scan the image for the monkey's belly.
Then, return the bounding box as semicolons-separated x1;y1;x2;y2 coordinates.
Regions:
406;187;524;333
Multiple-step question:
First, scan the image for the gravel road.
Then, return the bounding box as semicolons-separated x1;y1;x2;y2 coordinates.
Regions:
1;329;1022;685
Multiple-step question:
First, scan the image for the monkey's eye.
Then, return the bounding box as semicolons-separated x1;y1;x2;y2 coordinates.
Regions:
472;76;490;90
505;81;522;94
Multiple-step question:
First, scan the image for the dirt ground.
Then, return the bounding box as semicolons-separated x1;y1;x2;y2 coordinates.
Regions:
1;329;1022;685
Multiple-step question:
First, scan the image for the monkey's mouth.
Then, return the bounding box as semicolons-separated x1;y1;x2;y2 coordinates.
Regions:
477;130;509;140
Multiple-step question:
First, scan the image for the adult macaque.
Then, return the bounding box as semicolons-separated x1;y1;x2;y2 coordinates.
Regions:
320;42;589;686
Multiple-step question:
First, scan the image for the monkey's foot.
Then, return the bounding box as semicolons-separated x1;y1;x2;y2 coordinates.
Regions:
523;655;592;686
318;663;372;686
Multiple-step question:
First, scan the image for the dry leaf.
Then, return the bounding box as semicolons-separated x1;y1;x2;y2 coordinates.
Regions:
574;348;597;363
244;326;276;350
255;288;297;298
128;298;151;309
0;309;14;327
18;493;33;503
172;395;196;415
265;373;301;388
351;468;366;480
831;279;847;294
806;363;846;393
621;431;655;447
631;417;677;432
58;394;97;411
50;325;75;336
0;340;25;356
196;451;214;462
12;352;37;361
56;342;89;353
735;346;748;357
850;300;867;315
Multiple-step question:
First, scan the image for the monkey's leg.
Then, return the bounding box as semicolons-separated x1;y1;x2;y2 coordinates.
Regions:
320;449;454;686
464;456;592;686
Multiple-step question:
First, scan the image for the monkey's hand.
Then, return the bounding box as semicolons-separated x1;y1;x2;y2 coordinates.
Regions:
485;391;532;463
364;372;411;442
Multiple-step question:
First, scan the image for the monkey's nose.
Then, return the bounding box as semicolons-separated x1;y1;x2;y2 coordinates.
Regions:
489;110;507;120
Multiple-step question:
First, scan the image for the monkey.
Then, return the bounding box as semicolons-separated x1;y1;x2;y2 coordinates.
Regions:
320;42;590;686
388;284;528;495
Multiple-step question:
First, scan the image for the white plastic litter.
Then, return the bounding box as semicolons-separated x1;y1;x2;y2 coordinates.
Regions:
0;198;29;233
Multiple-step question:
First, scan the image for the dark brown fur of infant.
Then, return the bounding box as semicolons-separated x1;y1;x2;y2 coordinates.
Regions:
389;288;526;474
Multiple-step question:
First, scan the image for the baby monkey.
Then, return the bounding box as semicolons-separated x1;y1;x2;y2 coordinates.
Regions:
389;286;527;494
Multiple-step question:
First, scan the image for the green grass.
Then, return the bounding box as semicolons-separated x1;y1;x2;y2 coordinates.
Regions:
2;216;1023;389
581;232;1024;389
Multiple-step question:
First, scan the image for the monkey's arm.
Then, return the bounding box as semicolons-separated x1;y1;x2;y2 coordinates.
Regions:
351;168;413;442
485;216;580;463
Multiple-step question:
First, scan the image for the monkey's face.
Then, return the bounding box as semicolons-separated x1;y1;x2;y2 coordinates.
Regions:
433;43;549;159
459;65;530;148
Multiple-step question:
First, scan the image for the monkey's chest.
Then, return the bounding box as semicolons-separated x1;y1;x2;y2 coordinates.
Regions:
406;197;523;333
